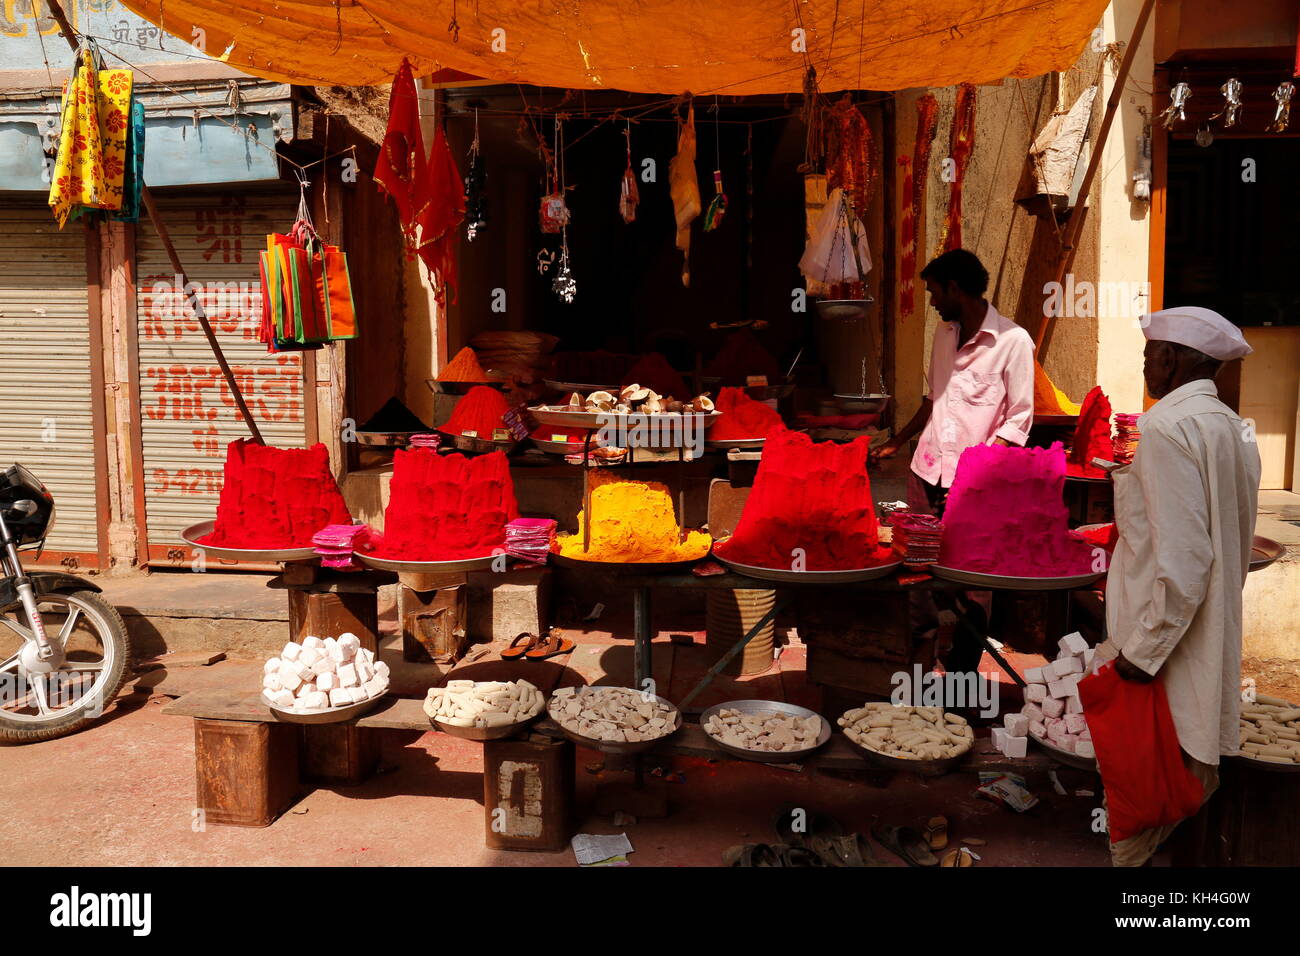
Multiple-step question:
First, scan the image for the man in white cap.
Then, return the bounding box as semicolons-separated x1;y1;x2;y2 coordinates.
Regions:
1099;306;1261;866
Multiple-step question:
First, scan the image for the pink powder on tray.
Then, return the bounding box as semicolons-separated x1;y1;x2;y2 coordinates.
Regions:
938;442;1095;577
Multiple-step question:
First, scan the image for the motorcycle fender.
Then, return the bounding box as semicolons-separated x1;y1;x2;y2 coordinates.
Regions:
0;572;100;609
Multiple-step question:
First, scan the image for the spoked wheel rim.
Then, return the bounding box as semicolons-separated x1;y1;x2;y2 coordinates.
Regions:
0;592;118;723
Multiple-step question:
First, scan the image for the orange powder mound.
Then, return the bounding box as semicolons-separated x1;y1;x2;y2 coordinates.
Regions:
555;472;712;563
438;346;488;382
443;385;510;435
622;352;690;399
1034;359;1080;415
709;387;784;440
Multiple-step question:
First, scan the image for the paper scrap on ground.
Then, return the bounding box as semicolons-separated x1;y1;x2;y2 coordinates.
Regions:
572;832;634;866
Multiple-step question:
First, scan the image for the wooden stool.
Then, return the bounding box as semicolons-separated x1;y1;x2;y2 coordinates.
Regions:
483;735;574;852
398;570;468;663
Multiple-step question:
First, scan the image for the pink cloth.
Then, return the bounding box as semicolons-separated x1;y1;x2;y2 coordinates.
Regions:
911;303;1034;487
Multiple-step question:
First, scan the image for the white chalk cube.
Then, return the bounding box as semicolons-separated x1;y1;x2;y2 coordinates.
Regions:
317;671;337;691
301;635;324;649
337;662;359;688
1075;741;1096;759
337;633;361;660
1022;702;1045;723
1054;735;1076;753
374;661;390;680
1004;713;1030;737
355;646;373;666
1065;694;1085;715
295;680;316;697
310;657;334;677
1041;697;1065;718
1030;720;1047;738
268;688;295;708
329;687;351;708
280;641;302;662
1023;666;1047;683
1003;735;1027;758
299;647;321;667
1051;656;1083;677
355;660;374;683
328;642;346;663
1080;727;1092;741
1064;713;1088;735
323;636;338;653
1058;632;1089;656
1025;684;1047;703
362;676;386;699
262;673;282;692
1082;647;1096;669
302;690;329;710
991;726;1009;754
278;667;303;691
1048;676;1076;699
263;657;281;674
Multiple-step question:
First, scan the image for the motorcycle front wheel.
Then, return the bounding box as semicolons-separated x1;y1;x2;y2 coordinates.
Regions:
0;589;131;743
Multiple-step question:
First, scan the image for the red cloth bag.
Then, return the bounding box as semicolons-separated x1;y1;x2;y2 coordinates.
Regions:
1077;661;1206;843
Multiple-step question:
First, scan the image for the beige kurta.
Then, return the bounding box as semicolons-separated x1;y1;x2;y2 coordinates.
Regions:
1105;379;1261;766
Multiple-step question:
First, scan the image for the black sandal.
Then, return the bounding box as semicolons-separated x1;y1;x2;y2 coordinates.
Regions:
871;821;939;867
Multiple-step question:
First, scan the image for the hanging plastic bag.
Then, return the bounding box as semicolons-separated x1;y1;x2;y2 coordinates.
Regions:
312;240;359;341
799;187;871;287
1077;661;1206;844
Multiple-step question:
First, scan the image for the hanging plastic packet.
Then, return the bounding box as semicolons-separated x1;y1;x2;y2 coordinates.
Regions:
703;98;727;231
619;120;639;224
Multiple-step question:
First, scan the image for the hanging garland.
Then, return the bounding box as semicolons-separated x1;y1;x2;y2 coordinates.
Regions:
825;93;877;219
900;93;938;314
464;108;487;240
936;82;977;256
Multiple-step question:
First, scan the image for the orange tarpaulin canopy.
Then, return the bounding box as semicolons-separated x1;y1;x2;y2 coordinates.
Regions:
120;0;1110;91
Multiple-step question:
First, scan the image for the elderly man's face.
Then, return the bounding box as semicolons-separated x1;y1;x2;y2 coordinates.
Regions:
1143;340;1175;399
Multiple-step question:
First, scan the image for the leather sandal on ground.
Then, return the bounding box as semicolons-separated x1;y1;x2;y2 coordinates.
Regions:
525;627;576;661
501;633;538;660
925;815;949;850
774;844;827;867
773;803;845;847
871;822;940;867
722;843;781;867
941;847;976;867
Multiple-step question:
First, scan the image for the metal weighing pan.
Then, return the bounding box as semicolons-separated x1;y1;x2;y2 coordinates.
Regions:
181;520;319;563
1250;535;1283;573
528;406;721;433
543;380;620;395
705;438;766;451
431;710;543;742
832;393;891;415
354;552;498;574
1030;733;1099;772
264;692;384;725
436;430;519;455
547;551;706;574
714;553;902;584
699;699;831;764
840;730;973;777
547;688;682;755
928;565;1105;591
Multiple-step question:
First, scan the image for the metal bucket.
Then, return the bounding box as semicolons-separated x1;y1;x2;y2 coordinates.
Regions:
705;589;776;676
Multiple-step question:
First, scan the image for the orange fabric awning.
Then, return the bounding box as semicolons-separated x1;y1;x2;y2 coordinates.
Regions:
118;0;1110;91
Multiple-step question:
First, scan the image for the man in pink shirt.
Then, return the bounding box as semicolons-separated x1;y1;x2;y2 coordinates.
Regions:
873;249;1034;671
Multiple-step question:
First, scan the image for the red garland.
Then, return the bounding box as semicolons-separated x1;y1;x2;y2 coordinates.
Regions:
937;83;977;255
901;94;938;314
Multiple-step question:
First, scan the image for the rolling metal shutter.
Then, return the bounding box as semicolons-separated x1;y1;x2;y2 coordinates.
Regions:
0;204;101;561
135;190;309;556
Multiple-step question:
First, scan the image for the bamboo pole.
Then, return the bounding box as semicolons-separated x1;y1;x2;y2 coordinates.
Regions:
1034;0;1157;362
45;0;265;444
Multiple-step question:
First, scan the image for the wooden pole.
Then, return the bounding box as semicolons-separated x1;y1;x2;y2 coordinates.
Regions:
1034;0;1156;361
45;0;265;444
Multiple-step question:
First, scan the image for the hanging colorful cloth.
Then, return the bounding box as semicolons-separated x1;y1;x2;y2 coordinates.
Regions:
619;120;639;224
463;109;487;240
703;98;727;232
415;127;466;305
48;42;133;228
825;94;877;220
669;102;701;286
936;83;978;255
900;94;938;314
113;97;146;223
373;59;427;251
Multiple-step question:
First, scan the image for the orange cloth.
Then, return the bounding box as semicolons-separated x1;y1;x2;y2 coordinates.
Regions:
120;0;1111;92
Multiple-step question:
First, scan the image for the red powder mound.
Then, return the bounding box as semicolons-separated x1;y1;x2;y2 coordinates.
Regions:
443;385;510;436
715;426;894;571
1075;521;1118;551
704;330;782;385
375;449;519;560
622;352;690;399
199;439;351;549
709;387;784;440
1066;386;1113;478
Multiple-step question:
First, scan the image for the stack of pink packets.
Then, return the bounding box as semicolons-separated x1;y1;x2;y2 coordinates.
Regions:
408;433;443;451
313;524;377;569
505;518;556;564
888;511;943;568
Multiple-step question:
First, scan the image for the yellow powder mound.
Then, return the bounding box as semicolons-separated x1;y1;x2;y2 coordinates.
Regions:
1034;359;1080;416
556;472;712;563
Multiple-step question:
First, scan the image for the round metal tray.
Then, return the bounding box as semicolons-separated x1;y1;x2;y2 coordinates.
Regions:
430;709;543;741
832;393;891;415
436;430;519;455
181;520;319;563
547;688;682;754
355;552;498;574
1226;751;1300;774
264;691;383;725
699;700;831;764
530;435;605;455
548;550;706;574
1250;535;1284;573
841;730;973;777
528;406;721;433
355;430;423;447
543;380;620;395
714;552;902;584
705;438;766;450
1030;733;1098;772
928;565;1105;591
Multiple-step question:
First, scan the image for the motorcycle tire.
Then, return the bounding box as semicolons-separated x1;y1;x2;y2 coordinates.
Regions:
0;589;132;744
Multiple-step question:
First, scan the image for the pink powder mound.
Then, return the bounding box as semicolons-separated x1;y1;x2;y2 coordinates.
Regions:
938;442;1096;577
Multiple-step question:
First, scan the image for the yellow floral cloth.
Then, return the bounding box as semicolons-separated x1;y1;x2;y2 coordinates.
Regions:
48;48;133;228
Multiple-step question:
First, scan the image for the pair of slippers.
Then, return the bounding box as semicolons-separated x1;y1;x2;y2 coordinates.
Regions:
870;815;979;867
500;628;575;662
725;806;886;868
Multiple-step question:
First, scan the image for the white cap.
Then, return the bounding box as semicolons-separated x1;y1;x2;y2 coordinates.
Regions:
1140;306;1252;361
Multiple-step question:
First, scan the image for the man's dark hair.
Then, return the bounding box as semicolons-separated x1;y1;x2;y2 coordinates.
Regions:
920;248;989;296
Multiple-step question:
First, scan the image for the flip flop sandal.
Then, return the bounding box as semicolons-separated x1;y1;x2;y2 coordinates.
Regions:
501;633;539;661
807;835;853;867
941;847;977;867
774;844;827;867
773;803;845;847
525;629;576;661
871;823;940;867
835;833;887;867
925;815;949;850
722;843;781;867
